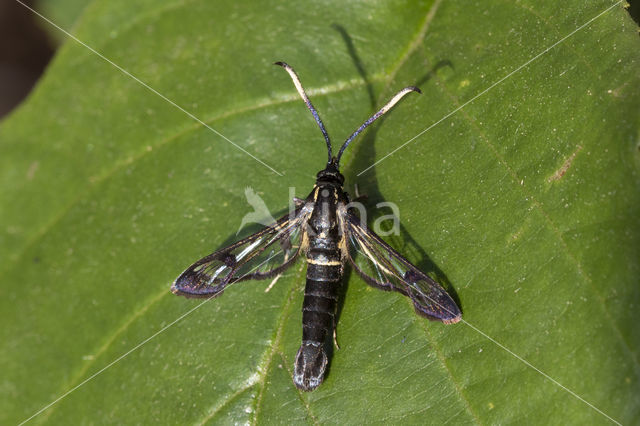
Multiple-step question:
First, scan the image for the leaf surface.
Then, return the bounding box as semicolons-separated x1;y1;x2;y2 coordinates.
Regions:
1;0;639;424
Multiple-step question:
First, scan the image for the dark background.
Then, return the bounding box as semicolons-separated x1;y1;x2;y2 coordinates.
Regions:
0;0;53;119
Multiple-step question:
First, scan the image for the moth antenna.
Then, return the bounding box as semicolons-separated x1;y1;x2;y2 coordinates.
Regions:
275;62;333;164
335;86;421;166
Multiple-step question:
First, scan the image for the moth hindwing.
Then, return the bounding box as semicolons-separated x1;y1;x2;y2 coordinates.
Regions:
172;62;461;392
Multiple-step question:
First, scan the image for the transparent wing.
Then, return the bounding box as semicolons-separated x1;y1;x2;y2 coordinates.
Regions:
171;203;312;298
341;209;461;324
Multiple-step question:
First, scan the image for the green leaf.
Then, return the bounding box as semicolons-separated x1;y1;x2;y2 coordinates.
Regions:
1;0;638;424
37;0;92;45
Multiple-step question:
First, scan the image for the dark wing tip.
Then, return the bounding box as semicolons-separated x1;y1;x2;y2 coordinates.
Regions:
171;276;223;299
411;289;462;324
442;313;462;325
440;298;462;324
171;286;223;299
414;305;462;324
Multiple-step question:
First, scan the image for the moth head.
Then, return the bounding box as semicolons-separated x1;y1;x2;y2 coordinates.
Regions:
316;158;344;185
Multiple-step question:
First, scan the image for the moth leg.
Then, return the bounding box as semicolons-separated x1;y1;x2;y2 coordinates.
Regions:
333;327;340;350
351;183;368;203
264;250;290;292
264;274;281;292
293;197;306;207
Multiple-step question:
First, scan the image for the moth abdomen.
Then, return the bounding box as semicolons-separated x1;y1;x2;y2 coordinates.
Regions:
301;271;340;341
294;262;341;391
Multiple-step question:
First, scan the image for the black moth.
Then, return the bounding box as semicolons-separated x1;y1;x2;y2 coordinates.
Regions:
171;62;461;391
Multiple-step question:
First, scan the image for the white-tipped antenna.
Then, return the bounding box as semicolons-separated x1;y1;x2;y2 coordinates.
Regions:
275;62;333;164
336;86;421;165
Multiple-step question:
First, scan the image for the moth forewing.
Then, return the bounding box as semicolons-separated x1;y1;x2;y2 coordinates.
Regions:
171;204;309;298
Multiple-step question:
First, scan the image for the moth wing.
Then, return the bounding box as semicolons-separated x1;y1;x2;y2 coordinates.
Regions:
341;208;461;324
172;203;312;298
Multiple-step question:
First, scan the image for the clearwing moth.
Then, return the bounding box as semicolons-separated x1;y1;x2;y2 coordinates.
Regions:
172;62;461;391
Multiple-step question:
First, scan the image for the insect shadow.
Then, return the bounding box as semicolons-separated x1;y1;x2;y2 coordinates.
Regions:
330;26;463;348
